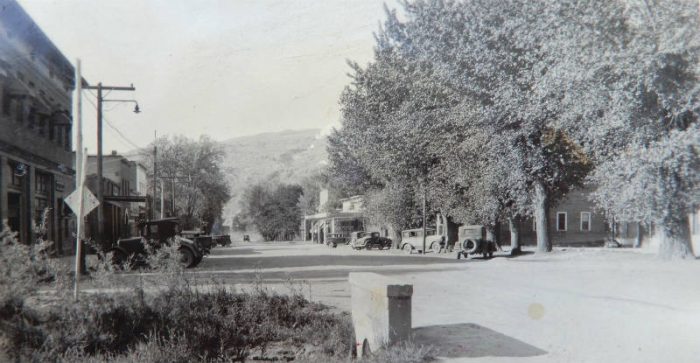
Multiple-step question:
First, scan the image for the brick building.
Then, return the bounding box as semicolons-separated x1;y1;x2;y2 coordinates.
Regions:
0;0;75;252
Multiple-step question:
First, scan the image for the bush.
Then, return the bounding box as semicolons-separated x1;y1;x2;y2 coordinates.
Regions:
0;283;354;362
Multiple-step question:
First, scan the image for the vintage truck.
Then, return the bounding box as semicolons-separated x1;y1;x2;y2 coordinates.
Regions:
456;225;496;259
108;218;204;268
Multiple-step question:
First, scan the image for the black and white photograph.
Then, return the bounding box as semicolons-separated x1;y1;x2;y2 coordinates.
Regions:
0;0;699;362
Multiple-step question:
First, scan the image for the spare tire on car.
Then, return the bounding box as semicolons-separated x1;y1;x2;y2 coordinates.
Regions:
463;239;480;254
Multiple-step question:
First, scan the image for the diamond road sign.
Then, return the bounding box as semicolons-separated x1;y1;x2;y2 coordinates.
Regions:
64;188;100;217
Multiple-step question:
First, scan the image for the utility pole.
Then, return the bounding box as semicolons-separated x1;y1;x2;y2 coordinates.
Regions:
160;178;164;219
422;183;427;254
73;59;83;300
83;83;135;248
152;130;157;219
171;179;175;216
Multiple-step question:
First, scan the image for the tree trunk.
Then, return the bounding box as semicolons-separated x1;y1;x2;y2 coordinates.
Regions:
533;181;551;252
633;222;642;248
485;222;502;251
658;212;694;259
509;217;521;255
393;228;402;249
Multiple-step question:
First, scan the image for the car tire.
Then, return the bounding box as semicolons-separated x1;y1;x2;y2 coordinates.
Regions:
430;242;441;254
179;248;195;268
463;239;479;254
402;244;413;254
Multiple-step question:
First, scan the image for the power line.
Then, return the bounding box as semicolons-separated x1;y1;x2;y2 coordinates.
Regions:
83;93;142;150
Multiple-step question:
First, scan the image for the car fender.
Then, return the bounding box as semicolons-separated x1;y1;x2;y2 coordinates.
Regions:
177;237;202;258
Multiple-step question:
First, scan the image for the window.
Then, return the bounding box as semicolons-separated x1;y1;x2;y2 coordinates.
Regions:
580;212;591;231
532;218;537;231
557;212;567;231
2;87;10;115
35;172;51;195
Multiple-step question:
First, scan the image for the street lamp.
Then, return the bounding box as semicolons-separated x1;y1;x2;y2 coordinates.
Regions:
103;99;141;114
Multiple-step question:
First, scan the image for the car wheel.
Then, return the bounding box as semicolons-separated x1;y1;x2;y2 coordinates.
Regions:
463;239;479;254
430;242;441;254
402;244;413;254
179;248;195;268
365;243;372;250
109;249;127;269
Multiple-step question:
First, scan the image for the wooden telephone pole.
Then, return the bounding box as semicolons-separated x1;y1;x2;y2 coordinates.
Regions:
83;83;135;247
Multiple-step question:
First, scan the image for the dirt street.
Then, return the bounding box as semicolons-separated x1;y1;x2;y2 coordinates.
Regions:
187;242;700;363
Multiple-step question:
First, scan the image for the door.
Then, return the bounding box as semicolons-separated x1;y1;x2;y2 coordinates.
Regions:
7;192;22;241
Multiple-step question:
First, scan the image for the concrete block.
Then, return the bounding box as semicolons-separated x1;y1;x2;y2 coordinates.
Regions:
349;272;413;356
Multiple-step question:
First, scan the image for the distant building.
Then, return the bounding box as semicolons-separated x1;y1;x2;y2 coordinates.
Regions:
504;186;609;246
302;195;365;244
0;0;76;252
85;152;148;245
309;186;612;248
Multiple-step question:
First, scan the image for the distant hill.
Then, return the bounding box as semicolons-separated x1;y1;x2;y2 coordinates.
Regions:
220;128;328;224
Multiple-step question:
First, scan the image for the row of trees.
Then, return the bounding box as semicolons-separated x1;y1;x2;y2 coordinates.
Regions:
329;0;699;258
234;183;304;241
142;135;231;231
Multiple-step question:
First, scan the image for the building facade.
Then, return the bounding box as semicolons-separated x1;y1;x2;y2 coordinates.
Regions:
509;186;609;246
303;195;366;244
0;0;75;252
85;152;148;245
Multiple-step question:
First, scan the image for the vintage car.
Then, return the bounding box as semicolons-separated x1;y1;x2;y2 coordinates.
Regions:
108;218;203;268
181;229;215;255
456;225;496;259
349;231;392;250
325;233;347;247
213;235;232;246
399;228;444;254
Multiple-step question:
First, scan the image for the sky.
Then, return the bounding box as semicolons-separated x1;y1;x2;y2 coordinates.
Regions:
17;0;395;153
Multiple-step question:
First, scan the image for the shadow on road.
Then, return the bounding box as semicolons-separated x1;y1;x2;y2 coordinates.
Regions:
203;255;462;270
210;248;262;256
209;267;462;282
413;323;547;358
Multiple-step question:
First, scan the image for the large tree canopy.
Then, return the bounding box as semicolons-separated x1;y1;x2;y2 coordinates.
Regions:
143;135;231;230
329;0;699;258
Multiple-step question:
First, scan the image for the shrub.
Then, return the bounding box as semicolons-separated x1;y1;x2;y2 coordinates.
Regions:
0;282;354;362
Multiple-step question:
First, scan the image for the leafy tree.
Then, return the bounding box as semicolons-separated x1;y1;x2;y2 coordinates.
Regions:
538;0;700;258
363;182;422;244
239;183;303;241
143;135;231;229
363;0;591;252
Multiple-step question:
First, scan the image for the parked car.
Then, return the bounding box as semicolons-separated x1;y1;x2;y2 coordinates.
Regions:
399;228;444;254
456;225;496;259
181;229;215;255
350;231;392;250
213;235;232;246
325;233;346;247
108;218;203;268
